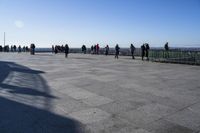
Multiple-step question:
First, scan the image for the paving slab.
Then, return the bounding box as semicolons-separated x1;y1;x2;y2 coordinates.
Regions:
68;108;111;124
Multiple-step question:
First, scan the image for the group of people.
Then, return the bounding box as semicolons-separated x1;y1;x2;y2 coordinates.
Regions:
0;45;30;53
52;44;69;57
89;43;133;59
55;43;132;60
0;44;36;55
52;45;66;54
1;43;169;60
141;43;150;61
51;43;147;60
90;44;100;54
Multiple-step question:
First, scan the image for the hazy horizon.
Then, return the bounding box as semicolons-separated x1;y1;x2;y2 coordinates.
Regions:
34;44;200;48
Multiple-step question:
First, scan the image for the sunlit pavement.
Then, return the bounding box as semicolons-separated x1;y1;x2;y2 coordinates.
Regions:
0;52;200;133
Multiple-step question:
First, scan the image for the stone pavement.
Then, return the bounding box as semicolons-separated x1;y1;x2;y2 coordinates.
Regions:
0;52;200;133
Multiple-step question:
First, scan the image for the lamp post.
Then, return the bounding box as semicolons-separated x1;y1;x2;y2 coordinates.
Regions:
4;32;5;47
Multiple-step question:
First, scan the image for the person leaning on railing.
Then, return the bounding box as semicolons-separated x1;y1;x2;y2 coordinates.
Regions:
164;42;169;58
130;44;135;59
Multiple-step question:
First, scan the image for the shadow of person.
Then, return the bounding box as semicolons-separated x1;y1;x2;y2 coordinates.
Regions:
0;61;88;132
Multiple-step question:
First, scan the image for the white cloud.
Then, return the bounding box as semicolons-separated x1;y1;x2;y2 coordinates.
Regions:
14;20;24;28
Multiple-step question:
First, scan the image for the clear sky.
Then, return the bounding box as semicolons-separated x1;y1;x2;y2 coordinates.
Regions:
0;0;200;48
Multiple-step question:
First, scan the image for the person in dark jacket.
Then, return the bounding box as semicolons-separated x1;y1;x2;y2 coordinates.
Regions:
94;45;97;54
164;42;169;58
164;42;169;51
52;45;55;53
115;44;120;59
30;43;35;55
141;44;145;60
96;44;100;54
91;45;94;54
13;45;17;52
145;43;150;61
105;45;109;56
65;44;69;58
0;45;2;52
82;45;87;54
18;45;22;53
130;44;135;59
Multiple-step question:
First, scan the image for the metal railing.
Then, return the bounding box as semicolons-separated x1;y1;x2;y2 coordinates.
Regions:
149;49;200;65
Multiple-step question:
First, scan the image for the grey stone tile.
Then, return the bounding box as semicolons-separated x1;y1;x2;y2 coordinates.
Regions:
86;116;138;133
137;103;177;117
67;90;98;100
68;108;111;124
188;103;200;115
166;109;200;131
120;108;161;126
82;95;114;106
144;119;195;133
134;129;153;133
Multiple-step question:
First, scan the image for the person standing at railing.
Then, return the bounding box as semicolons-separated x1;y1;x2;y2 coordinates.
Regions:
145;43;150;61
130;44;135;59
94;45;96;54
30;43;35;55
105;45;109;56
115;44;120;59
164;42;169;58
18;45;22;53
96;44;100;54
52;45;54;53
141;44;145;60
82;45;87;54
65;44;69;58
91;45;94;54
11;45;13;52
0;45;3;52
55;45;58;54
13;45;17;52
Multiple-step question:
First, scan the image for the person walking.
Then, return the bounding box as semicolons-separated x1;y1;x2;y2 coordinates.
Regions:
65;44;69;58
115;44;120;59
130;44;135;59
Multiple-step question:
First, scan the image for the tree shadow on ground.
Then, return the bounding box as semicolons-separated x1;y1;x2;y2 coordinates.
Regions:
0;61;87;133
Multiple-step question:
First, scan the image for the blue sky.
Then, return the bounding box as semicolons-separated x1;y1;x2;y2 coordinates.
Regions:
0;0;200;48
